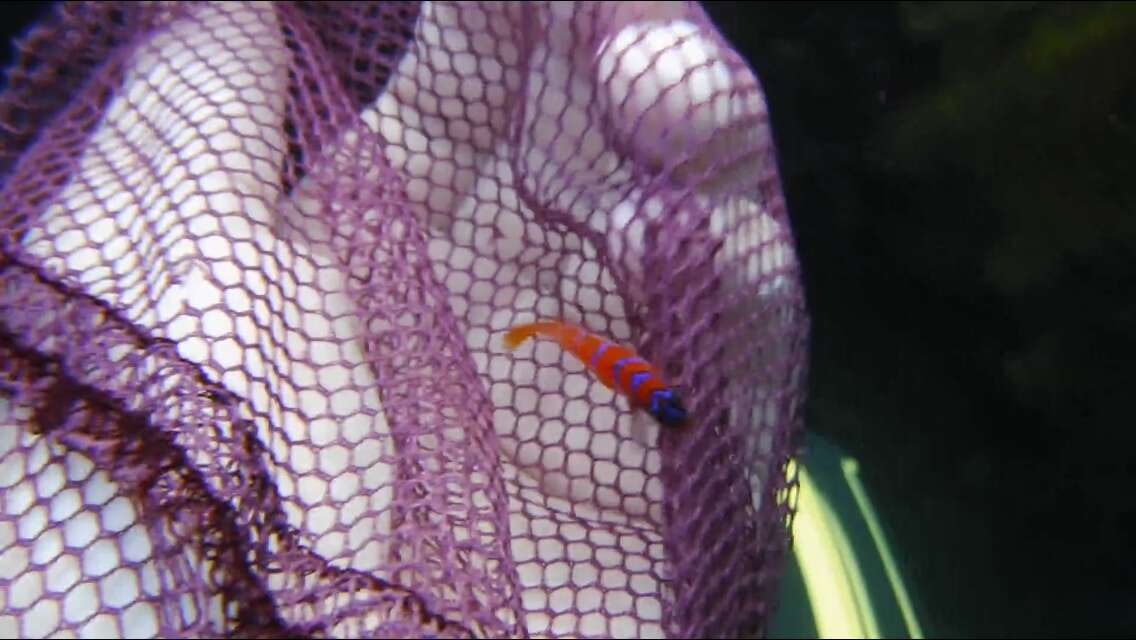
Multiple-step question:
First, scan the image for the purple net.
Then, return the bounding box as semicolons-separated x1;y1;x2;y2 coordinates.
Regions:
0;2;809;638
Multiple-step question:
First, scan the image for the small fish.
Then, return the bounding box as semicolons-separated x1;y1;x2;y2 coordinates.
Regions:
502;319;688;428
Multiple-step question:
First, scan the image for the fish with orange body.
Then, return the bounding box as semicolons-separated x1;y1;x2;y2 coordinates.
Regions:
502;319;688;428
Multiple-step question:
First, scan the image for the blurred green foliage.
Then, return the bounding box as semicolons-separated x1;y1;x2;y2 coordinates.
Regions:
705;1;1136;636
887;1;1136;417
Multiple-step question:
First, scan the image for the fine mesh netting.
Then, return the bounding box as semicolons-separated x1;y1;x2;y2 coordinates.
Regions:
0;2;810;638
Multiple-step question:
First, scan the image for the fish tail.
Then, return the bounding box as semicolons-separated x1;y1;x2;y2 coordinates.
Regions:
503;321;557;351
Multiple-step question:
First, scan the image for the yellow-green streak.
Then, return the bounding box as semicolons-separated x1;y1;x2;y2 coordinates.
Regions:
842;457;925;639
792;461;880;638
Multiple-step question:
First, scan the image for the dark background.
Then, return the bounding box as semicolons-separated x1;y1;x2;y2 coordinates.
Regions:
700;2;1135;637
2;2;1133;637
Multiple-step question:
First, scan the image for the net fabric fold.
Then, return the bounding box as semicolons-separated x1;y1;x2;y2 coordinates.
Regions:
0;2;809;638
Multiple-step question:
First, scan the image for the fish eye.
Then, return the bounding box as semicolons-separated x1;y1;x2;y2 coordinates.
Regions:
649;389;689;427
659;396;688;426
